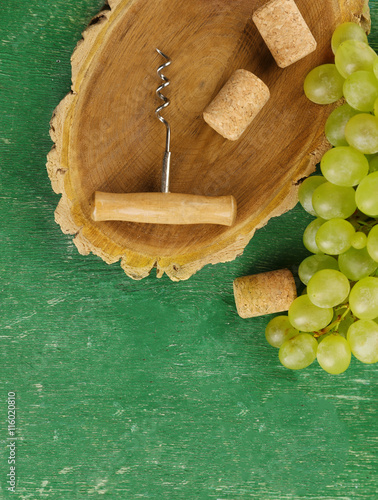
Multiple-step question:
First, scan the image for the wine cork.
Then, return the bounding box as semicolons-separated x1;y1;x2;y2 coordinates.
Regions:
203;69;270;141
233;269;297;318
252;0;317;68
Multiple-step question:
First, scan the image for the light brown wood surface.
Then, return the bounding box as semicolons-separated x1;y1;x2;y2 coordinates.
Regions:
47;0;370;280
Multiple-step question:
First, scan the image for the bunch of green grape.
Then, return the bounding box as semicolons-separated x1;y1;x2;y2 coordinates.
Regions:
265;22;378;375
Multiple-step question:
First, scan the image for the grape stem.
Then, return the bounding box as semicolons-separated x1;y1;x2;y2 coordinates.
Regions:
350;214;378;234
313;304;351;338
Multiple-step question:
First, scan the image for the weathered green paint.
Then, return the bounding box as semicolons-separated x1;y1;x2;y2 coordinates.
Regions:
0;1;377;498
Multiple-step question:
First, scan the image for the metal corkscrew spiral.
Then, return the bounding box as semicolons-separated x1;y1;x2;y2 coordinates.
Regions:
155;48;172;193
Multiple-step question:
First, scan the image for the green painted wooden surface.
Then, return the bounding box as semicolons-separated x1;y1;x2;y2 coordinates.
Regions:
0;1;377;498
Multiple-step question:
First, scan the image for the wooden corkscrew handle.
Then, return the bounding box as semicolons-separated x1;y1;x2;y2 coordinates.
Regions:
92;191;237;226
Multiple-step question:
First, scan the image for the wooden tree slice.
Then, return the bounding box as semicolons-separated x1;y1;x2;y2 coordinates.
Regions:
47;0;370;281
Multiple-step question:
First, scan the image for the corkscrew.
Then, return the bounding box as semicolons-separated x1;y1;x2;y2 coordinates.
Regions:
92;49;237;226
155;48;171;193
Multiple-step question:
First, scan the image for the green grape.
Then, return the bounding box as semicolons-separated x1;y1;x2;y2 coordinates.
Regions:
345;113;378;154
338;247;377;281
303;217;326;254
331;22;368;54
335;39;377;79
320;146;369;186
367;224;378;262
347;319;378;363
307;269;350;308
349;277;378;320
298;254;339;285
325;103;360;147
373;57;378;80
351;231;367;249
317;334;351;374
298;176;327;215
355;171;378;217
279;333;318;370
369;154;378;172
312;182;357;219
343;71;378;112
304;64;345;104
265;316;299;348
315;218;355;255
288;295;333;332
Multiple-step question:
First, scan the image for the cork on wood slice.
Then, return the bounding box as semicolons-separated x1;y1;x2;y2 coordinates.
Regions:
203;69;270;141
233;269;297;318
253;0;317;68
46;0;370;281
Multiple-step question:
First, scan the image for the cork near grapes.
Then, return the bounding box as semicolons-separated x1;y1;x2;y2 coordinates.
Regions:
233;270;298;318
252;0;317;68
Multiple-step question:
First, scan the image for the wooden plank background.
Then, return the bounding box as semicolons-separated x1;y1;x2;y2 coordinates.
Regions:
0;0;377;498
